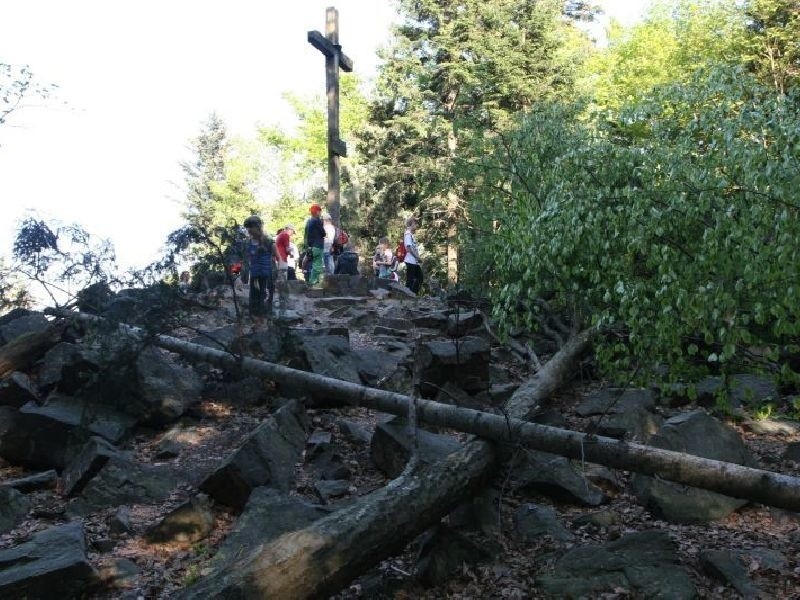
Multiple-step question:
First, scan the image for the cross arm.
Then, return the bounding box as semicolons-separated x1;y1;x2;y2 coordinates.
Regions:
307;30;353;72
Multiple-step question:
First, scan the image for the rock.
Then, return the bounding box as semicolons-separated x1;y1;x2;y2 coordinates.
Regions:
0;398;133;470
434;380;480;409
0;522;97;598
576;388;656;417
347;308;377;328
37;342;99;392
414;525;493;587
532;407;568;428
97;558;139;589
538;531;696;599
352;347;408;387
154;420;204;459
668;374;779;408
322;275;376;297
199;401;307;512
0;313;50;346
145;494;214;545
1;469;57;493
373;325;407;337
62;436;121;496
370;417;462;478
509;450;606;506
574;509;619;528
415;337;490;397
207;377;270;407
337;419;371;445
488;383;519;406
92;538;117;553
311;449;352;481
700;549;759;598
448;487;500;534
107;506;133;536
314;479;351;502
307;430;333;456
189;325;241;352
315;296;369;309
592;404;663;441
632;410;755;523
388;281;417;299
0;486;31;534
446;309;483;337
0;372;40;407
205;488;328;572
785;442;800;462
410;310;448;330
378;317;412;331
67;458;179;516
513;503;573;542
134;346;203;424
287;335;361;385
245;328;285;362
0;307;32;327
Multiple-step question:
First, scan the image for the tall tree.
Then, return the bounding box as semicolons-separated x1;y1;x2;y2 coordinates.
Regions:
358;0;593;283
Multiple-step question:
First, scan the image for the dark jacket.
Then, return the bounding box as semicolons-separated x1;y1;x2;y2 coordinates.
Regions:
304;216;326;249
334;250;359;275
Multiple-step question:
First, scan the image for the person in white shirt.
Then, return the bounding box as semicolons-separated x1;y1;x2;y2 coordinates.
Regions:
403;217;422;294
322;213;337;274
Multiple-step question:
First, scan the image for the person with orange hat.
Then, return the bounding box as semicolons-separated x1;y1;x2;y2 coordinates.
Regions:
304;203;326;286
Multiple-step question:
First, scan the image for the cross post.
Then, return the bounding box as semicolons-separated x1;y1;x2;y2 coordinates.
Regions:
308;6;353;229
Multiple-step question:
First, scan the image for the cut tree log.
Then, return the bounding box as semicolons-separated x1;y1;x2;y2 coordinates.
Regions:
51;310;800;512
0;323;65;378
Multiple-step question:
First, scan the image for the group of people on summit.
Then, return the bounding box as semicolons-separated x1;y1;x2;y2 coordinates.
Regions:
232;203;422;316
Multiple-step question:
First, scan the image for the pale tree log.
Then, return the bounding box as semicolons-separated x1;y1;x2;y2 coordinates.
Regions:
0;323;64;378
52;310;800;511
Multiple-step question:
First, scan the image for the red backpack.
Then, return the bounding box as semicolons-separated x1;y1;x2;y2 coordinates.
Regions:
394;241;407;262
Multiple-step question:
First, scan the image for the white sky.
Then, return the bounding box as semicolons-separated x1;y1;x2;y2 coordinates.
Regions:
0;0;647;271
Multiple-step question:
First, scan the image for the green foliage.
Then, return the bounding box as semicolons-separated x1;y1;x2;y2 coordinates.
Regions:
470;67;800;384
742;0;800;94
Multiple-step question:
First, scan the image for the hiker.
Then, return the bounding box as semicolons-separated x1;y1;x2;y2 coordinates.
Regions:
376;237;393;279
287;239;298;281
304;204;326;285
243;215;277;316
275;224;295;311
403;217;423;294
322;213;337;274
334;242;360;275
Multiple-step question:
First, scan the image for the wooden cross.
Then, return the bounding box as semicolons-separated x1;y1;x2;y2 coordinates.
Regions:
308;6;353;229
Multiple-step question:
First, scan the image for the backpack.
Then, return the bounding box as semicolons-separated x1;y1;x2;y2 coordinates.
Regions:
332;228;350;257
395;241;407;263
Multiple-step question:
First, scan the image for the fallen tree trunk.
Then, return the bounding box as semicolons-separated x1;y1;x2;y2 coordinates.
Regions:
176;323;590;599
53;310;800;512
0;323;64;378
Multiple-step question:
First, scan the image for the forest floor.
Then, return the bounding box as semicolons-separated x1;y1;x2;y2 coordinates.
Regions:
1;287;800;599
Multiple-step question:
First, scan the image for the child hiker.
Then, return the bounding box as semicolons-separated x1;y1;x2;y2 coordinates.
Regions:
243;215;277;316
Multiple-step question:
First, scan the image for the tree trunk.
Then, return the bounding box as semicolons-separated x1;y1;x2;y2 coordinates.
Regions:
0;323;64;378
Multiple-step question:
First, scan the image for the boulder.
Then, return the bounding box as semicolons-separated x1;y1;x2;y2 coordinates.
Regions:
62;436;121;496
632;410;755;523
67;458;179;516
154;420;204;459
1;469;57;493
199;401;307;512
785;441;800;462
700;549;759;598
205;488;328;572
36;342;99;392
0;522;97;599
314;479;351;503
378;317;412;331
509;450;606;506
410;311;448;330
575;388;656;417
446;309;483;337
370;417;462;478
0;486;31;534
591;404;663;441
189;325;242;352
373;325;407;338
667;374;779;408
337;419;371;445
97;558;139;590
414;525;493;587
513;503;574;542
134;346;203;424
0;372;40;408
415;337;490;397
315;296;369;310
539;531;696;598
145;494;214;545
0;398;133;470
0;307;32;327
0;313;50;346
107;506;133;536
352;347;410;388
287;335;361;385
